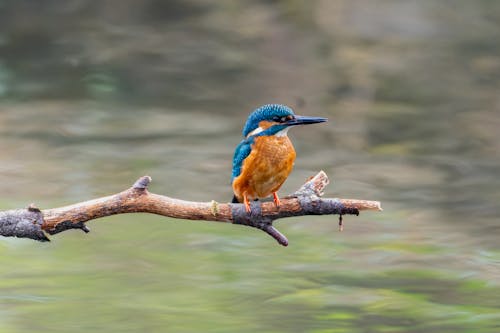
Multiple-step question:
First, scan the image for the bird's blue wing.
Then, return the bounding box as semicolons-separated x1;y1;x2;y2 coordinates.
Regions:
231;138;253;182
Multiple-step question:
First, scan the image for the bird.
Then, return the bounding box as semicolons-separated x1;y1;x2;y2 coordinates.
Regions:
231;104;327;213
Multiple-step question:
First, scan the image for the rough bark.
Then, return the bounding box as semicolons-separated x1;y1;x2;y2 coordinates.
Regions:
0;171;382;246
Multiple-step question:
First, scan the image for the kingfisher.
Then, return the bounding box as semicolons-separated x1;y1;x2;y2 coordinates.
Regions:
231;104;327;213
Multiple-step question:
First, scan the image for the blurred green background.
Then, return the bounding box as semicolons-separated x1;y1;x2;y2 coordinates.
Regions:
1;1;500;332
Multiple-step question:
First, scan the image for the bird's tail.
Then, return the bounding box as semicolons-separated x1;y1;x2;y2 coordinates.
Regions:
231;195;240;203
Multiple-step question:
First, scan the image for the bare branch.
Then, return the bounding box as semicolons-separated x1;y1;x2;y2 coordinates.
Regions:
0;171;382;246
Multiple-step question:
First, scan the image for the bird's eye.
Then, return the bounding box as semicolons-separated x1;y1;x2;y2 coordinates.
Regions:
272;115;294;122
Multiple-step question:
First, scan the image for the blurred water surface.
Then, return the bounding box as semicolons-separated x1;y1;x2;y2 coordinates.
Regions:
1;1;500;332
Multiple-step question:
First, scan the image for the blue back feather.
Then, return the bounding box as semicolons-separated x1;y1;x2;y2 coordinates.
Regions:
231;137;253;181
232;104;294;182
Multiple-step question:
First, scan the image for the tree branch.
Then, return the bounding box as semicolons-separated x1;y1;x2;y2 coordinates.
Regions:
0;171;382;246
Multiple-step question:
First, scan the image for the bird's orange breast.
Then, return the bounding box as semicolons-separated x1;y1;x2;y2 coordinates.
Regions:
232;135;296;202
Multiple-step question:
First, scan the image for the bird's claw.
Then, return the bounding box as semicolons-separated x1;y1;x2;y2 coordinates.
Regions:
273;192;281;210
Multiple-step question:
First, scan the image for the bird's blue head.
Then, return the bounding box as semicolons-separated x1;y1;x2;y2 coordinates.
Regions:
242;104;327;138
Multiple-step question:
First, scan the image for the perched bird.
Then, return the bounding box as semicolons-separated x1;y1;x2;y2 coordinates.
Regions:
231;104;327;212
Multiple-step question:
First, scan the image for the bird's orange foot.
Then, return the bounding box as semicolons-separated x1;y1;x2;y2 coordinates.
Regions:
243;195;251;213
273;192;281;210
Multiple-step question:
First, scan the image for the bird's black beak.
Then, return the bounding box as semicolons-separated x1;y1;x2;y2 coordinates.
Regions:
284;115;328;126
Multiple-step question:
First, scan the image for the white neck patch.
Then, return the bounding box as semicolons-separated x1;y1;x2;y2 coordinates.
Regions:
275;127;290;137
246;126;264;138
246;126;290;138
